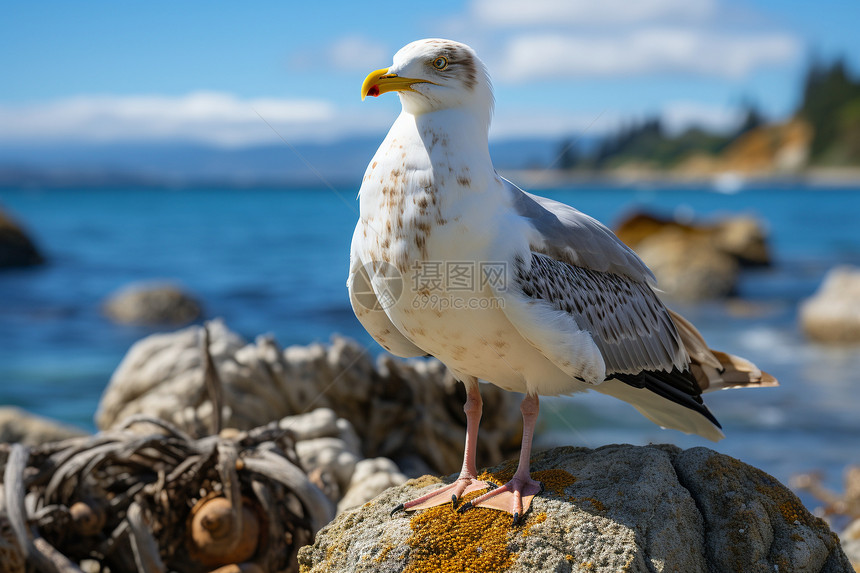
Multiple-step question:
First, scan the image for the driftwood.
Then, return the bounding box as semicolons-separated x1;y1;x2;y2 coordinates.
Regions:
792;466;860;519
0;324;334;572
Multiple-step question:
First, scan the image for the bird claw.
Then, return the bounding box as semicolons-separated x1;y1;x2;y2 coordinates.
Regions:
512;512;520;526
392;477;493;514
456;501;473;514
466;478;543;522
390;503;405;516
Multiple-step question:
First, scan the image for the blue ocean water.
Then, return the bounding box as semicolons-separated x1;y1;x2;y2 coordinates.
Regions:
1;183;859;511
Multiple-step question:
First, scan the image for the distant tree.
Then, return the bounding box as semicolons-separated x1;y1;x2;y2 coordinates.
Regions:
733;99;765;139
555;139;581;170
554;55;860;172
799;56;860;162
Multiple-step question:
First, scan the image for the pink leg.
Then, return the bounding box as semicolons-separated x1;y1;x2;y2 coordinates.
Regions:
392;378;494;514
459;393;542;524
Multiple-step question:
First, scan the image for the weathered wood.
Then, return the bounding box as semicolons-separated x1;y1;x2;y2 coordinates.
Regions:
3;420;328;572
202;323;224;435
31;538;85;573
4;445;33;562
242;450;334;533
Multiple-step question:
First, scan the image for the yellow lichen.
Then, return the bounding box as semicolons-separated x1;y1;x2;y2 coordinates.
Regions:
403;466;578;572
520;512;547;538
476;467;577;498
754;482;817;529
374;545;392;563
404;489;519;573
577;496;606;512
534;469;578;497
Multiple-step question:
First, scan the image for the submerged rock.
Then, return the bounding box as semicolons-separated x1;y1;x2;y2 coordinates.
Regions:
614;211;771;301
0;406;87;445
102;281;203;325
800;266;860;344
298;445;851;573
633;230;739;301
0;208;44;269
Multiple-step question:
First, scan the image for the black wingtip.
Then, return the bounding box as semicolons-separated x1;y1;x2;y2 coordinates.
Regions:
390;503;405;516
614;368;722;429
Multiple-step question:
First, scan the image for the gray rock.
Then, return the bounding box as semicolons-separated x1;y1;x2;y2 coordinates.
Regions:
634;231;739;301
298;445;852;573
613;210;773;301
279;408;341;441
800;266;860;344
338;458;407;513
96;320;246;431
0;208;43;269
103;281;203;325
295;437;361;495
0;407;87;445
96;320;521;477
712;215;771;267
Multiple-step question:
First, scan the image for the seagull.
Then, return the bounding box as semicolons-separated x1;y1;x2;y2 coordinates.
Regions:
348;38;777;524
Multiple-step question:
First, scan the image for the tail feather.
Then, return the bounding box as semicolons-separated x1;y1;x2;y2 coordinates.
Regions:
669;309;779;392
596;309;777;442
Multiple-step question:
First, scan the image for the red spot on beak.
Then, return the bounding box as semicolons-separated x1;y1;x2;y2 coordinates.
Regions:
368;85;380;97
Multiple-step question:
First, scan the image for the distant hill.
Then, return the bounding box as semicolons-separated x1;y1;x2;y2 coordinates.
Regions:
0;136;573;188
553;57;860;178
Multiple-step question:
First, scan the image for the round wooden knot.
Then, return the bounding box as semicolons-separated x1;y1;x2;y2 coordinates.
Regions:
187;495;261;567
70;501;106;536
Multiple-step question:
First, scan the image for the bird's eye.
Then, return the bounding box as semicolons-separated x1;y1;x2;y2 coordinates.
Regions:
432;56;449;70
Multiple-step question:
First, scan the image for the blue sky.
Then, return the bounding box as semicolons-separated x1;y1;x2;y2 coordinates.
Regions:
2;0;859;146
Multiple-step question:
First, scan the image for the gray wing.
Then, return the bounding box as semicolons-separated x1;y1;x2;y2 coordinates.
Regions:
515;253;686;375
507;179;687;375
508;178;655;283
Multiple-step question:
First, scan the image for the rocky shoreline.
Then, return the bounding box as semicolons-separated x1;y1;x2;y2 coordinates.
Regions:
1;322;859;571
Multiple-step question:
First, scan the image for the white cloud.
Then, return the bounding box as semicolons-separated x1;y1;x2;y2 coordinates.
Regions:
660;101;745;135
328;36;390;72
490;108;622;140
473;0;715;27
0;92;383;147
496;29;799;81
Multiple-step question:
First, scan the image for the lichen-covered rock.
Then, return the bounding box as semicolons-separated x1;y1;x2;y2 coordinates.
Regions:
298;445;851;573
800;266;860;343
102;281;203;325
0;406;87;445
96;320;521;478
0;208;44;269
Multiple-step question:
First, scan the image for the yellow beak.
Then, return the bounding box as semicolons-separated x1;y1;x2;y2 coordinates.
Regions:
361;67;435;100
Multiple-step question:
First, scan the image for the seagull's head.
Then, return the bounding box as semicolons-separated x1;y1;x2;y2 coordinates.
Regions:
361;39;493;118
